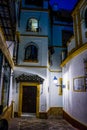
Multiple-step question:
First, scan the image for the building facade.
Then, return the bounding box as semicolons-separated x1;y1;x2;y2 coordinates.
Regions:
0;0;87;130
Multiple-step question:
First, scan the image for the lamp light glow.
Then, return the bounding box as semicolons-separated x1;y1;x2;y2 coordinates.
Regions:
53;76;58;84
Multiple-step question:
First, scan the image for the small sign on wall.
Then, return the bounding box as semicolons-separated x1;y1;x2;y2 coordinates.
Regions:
73;76;86;92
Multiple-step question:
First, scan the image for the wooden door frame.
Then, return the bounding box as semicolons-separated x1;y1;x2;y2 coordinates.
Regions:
18;82;40;117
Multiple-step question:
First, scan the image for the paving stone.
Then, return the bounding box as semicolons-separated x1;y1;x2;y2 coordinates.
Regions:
8;117;79;130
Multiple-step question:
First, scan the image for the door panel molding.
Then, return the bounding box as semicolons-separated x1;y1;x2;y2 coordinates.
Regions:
18;82;40;117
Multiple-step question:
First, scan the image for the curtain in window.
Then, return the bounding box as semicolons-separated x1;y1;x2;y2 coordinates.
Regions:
25;45;38;61
26;18;38;32
85;9;87;28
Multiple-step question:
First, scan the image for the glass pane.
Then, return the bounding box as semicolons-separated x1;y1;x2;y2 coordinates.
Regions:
28;18;38;32
2;60;11;108
0;50;3;80
25;45;38;61
85;10;87;28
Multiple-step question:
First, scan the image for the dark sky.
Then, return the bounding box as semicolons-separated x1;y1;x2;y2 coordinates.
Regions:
50;0;78;11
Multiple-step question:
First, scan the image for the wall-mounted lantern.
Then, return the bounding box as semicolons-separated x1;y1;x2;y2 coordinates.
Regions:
53;76;58;84
53;76;62;95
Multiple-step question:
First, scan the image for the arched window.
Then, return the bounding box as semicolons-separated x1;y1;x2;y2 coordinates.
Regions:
85;9;87;28
26;18;39;32
24;45;38;62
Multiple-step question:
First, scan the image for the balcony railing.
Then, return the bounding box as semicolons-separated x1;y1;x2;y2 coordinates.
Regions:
0;0;16;41
67;36;75;54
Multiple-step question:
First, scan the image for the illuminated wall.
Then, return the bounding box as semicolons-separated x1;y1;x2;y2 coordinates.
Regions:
62;0;87;125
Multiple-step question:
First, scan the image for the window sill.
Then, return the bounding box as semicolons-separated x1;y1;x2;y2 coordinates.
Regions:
26;29;39;32
24;59;38;63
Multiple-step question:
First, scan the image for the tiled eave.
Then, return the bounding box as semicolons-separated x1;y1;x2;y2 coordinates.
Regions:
16;74;44;84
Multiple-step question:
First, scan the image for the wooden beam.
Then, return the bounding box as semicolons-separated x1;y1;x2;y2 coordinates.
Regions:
0;28;14;69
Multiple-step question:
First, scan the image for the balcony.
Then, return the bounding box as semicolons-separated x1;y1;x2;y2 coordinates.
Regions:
0;0;16;41
67;36;75;54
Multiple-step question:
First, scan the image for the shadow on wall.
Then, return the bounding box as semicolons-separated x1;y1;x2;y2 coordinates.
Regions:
0;105;8;130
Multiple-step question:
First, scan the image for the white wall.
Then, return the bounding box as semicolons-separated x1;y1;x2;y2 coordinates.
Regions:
17;10;49;36
13;66;63;112
13;66;49;112
49;72;63;107
63;50;87;125
18;36;48;66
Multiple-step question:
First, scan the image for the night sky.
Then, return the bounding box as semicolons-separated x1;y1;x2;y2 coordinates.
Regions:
50;0;78;11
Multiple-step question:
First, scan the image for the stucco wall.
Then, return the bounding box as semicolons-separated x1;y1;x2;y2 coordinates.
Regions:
63;50;87;125
17;36;48;66
13;66;49;112
49;72;63;108
13;66;63;113
17;10;49;36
